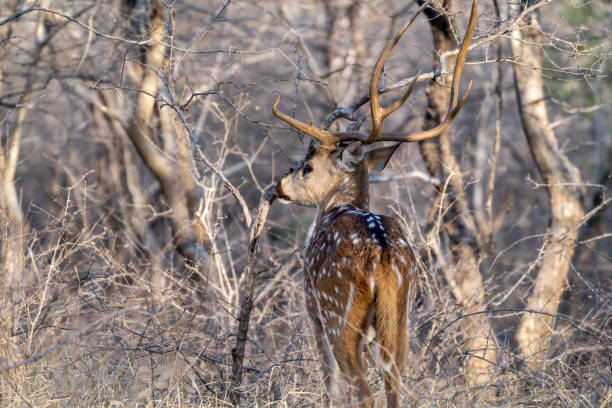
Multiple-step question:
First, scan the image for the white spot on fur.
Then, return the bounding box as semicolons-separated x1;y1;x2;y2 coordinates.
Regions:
343;284;355;326
369;276;375;294
393;264;402;287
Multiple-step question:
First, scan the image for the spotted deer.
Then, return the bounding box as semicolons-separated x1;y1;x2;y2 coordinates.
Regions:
272;1;477;406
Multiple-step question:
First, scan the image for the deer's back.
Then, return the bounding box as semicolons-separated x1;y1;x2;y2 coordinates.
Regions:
303;205;416;310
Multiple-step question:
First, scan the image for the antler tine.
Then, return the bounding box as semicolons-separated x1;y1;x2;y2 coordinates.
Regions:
377;81;472;142
367;0;431;144
449;0;477;108
272;97;339;148
376;0;478;144
380;72;419;119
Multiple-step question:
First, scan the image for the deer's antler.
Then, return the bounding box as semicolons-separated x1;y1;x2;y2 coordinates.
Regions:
375;0;477;143
272;97;341;149
273;0;477;147
367;0;431;143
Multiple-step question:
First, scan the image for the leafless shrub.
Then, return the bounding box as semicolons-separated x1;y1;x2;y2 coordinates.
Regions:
0;0;610;406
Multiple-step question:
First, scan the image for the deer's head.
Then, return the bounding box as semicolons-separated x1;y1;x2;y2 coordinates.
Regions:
275;139;401;208
273;0;476;211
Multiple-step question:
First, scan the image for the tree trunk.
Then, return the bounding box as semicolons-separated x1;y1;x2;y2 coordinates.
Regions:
510;4;585;370
418;0;498;387
118;0;211;269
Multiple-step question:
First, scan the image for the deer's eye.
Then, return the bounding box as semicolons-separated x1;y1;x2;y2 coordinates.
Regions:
302;163;313;175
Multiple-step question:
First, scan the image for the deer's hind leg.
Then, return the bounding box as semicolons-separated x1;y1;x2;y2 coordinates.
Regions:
307;301;342;406
383;282;411;408
333;292;374;408
334;329;372;408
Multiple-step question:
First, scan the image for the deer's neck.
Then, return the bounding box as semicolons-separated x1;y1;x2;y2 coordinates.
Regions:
316;175;369;223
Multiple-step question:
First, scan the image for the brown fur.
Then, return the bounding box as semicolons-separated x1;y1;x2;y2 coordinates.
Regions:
276;142;417;407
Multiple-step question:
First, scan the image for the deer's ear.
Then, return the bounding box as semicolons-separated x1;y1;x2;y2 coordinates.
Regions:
339;141;366;172
367;143;400;172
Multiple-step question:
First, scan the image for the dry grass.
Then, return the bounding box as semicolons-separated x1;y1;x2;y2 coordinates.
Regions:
0;188;609;407
0;0;610;406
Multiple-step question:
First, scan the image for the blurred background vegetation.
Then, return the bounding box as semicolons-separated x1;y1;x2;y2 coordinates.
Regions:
0;0;610;406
